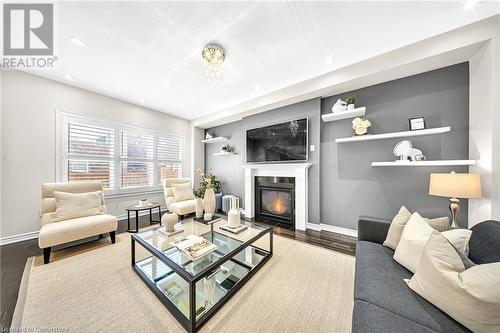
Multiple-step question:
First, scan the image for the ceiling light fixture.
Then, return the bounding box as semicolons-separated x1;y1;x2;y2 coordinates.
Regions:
325;55;334;65
164;80;173;86
69;36;86;47
464;0;480;10
202;44;225;86
65;74;73;80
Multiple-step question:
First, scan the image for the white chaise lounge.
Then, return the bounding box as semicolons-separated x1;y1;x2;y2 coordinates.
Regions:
39;181;118;264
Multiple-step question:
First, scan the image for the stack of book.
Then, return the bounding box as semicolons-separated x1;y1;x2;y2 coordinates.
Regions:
220;224;248;234
171;235;218;260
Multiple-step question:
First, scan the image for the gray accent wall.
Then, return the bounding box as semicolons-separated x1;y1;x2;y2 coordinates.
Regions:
205;98;322;224
206;63;470;230
321;63;469;229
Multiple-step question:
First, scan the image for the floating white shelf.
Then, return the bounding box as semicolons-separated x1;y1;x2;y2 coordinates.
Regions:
213;152;237;156
201;136;229;143
322;107;366;122
335;126;451;143
371;160;476;167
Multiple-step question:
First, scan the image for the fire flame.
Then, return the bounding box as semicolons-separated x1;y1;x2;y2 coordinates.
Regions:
274;197;286;214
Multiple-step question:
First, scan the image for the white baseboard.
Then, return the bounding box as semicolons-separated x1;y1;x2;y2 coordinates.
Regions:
305;223;358;238
0;206;167;246
0;231;39;246
305;223;322;231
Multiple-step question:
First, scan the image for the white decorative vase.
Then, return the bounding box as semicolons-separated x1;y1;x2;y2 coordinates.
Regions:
203;188;216;216
227;196;241;228
162;212;178;232
195;198;203;218
347;104;355;110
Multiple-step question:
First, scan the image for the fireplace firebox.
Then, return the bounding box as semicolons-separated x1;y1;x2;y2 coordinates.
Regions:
255;176;295;227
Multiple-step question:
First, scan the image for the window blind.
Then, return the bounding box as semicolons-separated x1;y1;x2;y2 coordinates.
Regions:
60;113;184;194
67;122;114;189
120;130;154;188
158;134;183;179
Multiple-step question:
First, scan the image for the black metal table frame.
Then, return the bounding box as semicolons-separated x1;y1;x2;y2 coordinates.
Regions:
131;224;273;333
126;205;161;233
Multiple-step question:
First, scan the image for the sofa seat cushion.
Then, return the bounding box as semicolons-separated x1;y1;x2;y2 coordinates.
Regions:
355;241;470;332
168;199;196;215
353;300;436;333
39;214;117;248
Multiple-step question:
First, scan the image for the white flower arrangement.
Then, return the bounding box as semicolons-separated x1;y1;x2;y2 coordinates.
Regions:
352;117;371;129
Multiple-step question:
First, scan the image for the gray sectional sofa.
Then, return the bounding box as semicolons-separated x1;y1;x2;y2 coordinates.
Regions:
353;217;500;333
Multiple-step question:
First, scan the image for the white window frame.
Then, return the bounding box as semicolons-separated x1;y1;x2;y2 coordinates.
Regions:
56;111;184;196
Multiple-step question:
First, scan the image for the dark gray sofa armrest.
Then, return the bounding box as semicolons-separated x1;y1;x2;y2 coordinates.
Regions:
357;216;391;244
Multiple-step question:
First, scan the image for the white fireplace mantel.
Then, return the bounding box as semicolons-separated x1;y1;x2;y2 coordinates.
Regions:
241;163;312;231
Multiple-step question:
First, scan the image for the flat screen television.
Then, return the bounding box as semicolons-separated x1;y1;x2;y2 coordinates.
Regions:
246;118;308;163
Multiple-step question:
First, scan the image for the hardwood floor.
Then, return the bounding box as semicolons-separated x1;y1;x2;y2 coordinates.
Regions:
251;217;357;256
0;212;356;330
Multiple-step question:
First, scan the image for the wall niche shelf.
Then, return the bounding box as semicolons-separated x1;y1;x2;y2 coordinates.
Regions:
322;107;366;122
201;136;229;143
371;160;476;167
213;152;237;156
335;126;451;143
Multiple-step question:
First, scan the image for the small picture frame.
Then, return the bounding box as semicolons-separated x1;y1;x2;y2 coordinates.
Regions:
409;117;426;131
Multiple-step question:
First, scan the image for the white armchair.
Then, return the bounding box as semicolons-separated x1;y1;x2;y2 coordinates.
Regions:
162;178;197;218
39;181;118;264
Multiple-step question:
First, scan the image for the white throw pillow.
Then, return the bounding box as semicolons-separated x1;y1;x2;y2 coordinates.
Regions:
171;183;195;202
52;191;103;222
383;206;449;250
383;206;412;250
408;232;500;333
393;212;471;273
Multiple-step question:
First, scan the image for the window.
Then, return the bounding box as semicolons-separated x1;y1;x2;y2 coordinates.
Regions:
120;130;154;189
58;113;184;195
66;122;115;189
158;134;183;180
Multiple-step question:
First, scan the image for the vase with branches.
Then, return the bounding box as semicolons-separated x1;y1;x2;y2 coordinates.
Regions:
194;168;221;198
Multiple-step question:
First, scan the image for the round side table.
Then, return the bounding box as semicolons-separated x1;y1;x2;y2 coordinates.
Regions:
125;203;161;233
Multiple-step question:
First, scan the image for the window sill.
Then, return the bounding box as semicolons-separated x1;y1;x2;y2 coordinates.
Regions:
104;190;164;199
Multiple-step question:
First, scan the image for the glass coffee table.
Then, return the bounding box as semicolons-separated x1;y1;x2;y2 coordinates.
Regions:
130;218;273;333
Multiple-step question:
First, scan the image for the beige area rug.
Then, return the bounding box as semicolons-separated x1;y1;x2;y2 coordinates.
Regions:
18;232;355;333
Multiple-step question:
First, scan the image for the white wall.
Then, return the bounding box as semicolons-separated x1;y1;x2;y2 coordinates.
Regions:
468;23;500;226
190;126;205;188
0;70;192;241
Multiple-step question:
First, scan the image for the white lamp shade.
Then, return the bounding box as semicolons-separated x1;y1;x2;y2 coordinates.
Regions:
429;173;481;199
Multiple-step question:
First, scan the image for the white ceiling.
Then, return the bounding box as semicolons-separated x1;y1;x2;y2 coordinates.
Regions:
27;1;500;120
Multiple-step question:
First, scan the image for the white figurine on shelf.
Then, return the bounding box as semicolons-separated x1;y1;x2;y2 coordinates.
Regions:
331;99;347;113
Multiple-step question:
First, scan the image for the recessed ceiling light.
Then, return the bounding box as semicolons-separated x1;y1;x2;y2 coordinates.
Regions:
464;0;480;10
164;80;173;86
254;84;261;92
65;74;73;80
140;98;146;103
325;55;334;65
69;35;86;47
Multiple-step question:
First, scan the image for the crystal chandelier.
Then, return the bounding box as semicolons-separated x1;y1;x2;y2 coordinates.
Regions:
202;44;225;86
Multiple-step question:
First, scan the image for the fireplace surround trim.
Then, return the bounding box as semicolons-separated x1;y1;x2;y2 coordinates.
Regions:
241;163;312;231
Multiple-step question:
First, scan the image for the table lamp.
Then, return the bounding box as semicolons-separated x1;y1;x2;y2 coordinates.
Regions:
429;172;481;228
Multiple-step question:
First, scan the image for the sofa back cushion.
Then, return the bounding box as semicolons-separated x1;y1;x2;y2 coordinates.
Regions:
52;191;103;222
172;183;195;202
42;181;104;214
468;220;500;264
